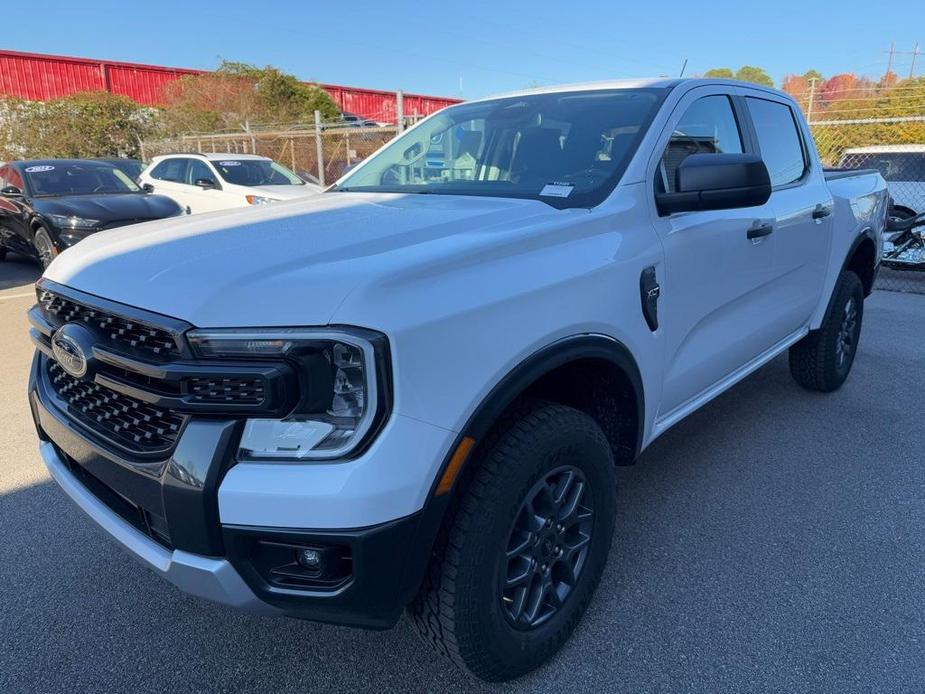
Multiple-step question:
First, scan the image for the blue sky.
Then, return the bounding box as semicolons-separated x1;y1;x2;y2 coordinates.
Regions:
11;0;925;98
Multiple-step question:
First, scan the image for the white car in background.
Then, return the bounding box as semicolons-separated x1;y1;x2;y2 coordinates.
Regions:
839;144;925;216
139;153;322;214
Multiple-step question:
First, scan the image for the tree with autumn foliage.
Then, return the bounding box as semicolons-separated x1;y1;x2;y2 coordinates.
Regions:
160;60;340;135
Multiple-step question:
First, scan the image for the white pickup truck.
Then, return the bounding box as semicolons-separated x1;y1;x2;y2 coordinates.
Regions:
28;78;888;682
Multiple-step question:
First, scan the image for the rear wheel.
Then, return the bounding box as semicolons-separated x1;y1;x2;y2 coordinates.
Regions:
409;402;617;682
789;270;864;392
33;227;57;270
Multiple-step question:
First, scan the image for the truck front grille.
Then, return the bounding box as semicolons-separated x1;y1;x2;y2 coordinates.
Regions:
188;376;266;405
48;360;185;454
38;289;181;360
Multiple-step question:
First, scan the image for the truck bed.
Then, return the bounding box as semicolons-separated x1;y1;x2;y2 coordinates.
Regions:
823;167;879;181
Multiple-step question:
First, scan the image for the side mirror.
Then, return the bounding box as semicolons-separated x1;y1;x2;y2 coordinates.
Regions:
1;185;23;197
195;178;218;190
656;153;771;215
142;183;154;193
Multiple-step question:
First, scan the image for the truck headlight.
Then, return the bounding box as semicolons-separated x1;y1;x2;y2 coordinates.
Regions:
188;328;390;461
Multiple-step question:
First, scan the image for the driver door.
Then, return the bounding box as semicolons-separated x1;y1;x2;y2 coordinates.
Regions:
183;159;227;213
647;87;780;422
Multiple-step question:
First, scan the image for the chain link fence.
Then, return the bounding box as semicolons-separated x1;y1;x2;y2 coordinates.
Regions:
810;118;925;295
142;119;399;187
793;78;925;294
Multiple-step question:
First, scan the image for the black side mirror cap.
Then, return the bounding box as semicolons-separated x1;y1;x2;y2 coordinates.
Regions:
195;178;218;189
142;183;154;193
656;153;771;215
1;185;23;197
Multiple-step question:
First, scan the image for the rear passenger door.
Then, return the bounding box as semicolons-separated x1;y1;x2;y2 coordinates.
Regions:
743;93;831;332
647;87;781;419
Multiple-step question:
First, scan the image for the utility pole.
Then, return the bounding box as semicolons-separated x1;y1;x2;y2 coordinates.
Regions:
884;42;922;80
806;77;817;123
314;110;325;187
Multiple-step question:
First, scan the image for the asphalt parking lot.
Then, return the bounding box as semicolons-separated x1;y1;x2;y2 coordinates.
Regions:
1;253;922;693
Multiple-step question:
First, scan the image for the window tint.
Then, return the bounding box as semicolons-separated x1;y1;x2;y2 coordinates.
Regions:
660;95;743;193
25;163;141;196
336;89;665;209
746;98;807;187
212;159;303;186
151;158;188;183
187;159;214;185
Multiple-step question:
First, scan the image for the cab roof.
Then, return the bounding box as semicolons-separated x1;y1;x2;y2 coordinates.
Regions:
467;77;788;104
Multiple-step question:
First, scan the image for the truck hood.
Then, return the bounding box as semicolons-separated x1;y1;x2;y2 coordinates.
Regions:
44;192;560;327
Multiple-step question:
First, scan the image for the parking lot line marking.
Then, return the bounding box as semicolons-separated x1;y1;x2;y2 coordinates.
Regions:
0;292;36;301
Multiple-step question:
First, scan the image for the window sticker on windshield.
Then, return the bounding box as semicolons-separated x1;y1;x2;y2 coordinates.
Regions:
540;183;574;198
218;161;241;166
25;165;55;173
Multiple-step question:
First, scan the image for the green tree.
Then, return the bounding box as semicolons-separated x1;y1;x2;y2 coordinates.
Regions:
734;66;775;87
803;69;824;84
6;91;154;159
704;68;735;78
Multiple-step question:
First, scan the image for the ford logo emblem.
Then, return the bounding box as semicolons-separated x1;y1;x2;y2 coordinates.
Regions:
51;323;97;379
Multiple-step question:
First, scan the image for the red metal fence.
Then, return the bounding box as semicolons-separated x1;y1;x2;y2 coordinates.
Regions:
0;49;460;123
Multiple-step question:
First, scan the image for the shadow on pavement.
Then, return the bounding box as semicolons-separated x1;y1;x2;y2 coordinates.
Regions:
0;253;41;292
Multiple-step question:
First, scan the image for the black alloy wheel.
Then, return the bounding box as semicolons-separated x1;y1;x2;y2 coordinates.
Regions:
501;465;593;629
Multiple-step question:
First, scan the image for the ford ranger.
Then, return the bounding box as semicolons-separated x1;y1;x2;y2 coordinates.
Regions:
27;79;888;682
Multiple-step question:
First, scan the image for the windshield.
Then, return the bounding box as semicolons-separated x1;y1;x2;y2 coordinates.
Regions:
839;152;925;182
335;88;665;208
25;163;142;196
212;159;304;186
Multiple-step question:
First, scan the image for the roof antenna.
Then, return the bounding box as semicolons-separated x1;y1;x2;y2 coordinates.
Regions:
679;58;688;77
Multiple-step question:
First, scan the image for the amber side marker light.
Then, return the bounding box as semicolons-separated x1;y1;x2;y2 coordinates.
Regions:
435;436;476;496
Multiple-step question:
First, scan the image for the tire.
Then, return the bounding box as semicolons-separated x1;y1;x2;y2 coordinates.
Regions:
33;227;57;270
0;247;6;262
409;402;617;682
789;270;864;392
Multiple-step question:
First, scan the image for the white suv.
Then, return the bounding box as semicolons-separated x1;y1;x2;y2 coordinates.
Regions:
139;153;321;214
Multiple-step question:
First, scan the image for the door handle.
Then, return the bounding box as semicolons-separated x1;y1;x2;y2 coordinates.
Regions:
747;223;774;240
812;205;832;220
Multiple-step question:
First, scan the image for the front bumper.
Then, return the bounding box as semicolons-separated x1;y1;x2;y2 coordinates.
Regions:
39;440;277;616
30;353;453;629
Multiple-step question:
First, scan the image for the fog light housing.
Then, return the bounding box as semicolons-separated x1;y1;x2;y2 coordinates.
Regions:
297;548;322;570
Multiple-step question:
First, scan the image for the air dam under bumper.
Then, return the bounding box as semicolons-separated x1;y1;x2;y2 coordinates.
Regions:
39;441;278;616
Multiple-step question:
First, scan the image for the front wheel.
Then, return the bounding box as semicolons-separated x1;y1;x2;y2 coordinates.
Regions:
410;402;617;682
33;227;58;270
789;270;864;392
